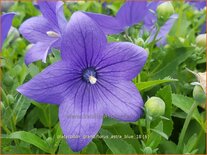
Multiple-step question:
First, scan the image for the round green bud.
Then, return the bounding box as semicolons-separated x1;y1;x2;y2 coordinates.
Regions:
193;85;206;104
157;2;175;21
196;34;206;48
145;97;165;117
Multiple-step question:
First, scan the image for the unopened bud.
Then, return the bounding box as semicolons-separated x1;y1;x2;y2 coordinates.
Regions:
145;97;165;117
196;33;206;48
157;2;175;21
193;85;206;104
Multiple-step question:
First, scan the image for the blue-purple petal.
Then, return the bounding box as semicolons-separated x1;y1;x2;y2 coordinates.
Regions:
1;13;15;50
156;14;178;46
59;83;104;151
19;16;54;44
24;39;58;65
96;80;143;121
143;1;161;31
61;11;107;68
188;1;206;10
37;0;67;33
148;14;178;46
116;1;148;28
17;61;80;104
83;12;124;35
97;42;148;81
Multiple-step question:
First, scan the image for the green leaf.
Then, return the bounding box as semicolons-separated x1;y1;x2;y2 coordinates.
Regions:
150;129;168;140
2;131;51;153
24;107;39;130
35;104;58;128
156;85;173;136
102;117;125;127
82;142;100;154
100;129;137;154
172;94;204;130
153;47;193;79
146;121;164;148
135;77;177;91
103;123;142;153
58;139;79;154
28;63;39;77
12;94;31;123
183;133;197;153
159;140;177;154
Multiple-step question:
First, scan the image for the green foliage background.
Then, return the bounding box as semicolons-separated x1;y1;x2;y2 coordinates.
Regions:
1;1;206;154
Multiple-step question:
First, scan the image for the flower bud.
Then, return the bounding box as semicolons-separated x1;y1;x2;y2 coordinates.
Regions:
196;33;206;48
193;85;206;104
157;2;175;21
145;97;165;117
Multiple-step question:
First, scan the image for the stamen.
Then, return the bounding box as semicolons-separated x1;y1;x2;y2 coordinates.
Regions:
89;76;97;84
46;31;59;38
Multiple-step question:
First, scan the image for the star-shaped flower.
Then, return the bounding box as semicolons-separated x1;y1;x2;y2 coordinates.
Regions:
17;12;148;151
19;0;67;65
1;13;15;50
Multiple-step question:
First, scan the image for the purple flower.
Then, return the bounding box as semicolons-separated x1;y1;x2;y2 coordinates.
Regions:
19;0;67;65
17;12;148;151
147;14;178;46
0;13;15;50
188;1;206;10
85;1;178;46
141;2;178;46
84;1;148;34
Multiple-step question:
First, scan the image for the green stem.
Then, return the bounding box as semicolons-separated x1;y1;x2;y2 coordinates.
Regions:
177;101;198;152
145;114;151;136
137;121;143;135
124;29;135;43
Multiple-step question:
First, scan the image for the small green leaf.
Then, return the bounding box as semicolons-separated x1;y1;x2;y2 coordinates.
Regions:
172;94;204;130
156;85;173;136
100;129;137;154
150;129;168;140
36;104;58;128
135;77;177;91
102;117;125;127
82;141;100;154
12;94;31;123
58;139;79;154
153;47;193;79
2;131;51;153
146;121;164;148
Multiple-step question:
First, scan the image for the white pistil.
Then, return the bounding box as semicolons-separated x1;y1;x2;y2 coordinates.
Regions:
46;31;59;38
89;76;97;85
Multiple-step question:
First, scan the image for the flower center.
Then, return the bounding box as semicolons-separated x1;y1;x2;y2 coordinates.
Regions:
46;31;59;38
82;68;97;85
